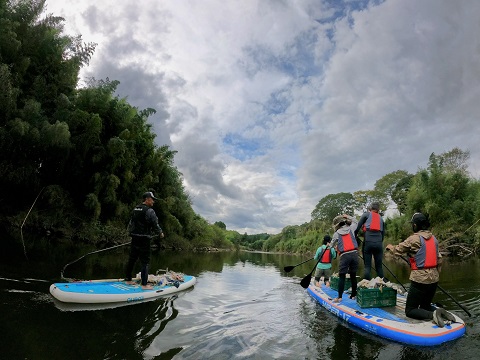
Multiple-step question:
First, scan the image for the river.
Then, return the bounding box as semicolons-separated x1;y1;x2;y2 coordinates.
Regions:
1;241;479;360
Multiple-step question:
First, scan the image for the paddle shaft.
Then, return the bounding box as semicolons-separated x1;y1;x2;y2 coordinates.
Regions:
396;255;471;317
283;257;314;273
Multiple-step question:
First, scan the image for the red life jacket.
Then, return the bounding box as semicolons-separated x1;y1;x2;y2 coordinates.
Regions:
365;212;382;232
337;231;358;254
320;246;332;263
409;235;438;270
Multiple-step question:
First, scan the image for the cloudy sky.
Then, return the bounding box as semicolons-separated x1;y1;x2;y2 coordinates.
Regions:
44;0;480;234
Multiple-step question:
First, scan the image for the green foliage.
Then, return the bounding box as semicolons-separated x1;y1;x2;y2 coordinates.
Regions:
0;0;232;251
391;174;414;215
404;149;478;250
214;221;227;230
373;170;412;213
311;192;356;222
353;189;385;212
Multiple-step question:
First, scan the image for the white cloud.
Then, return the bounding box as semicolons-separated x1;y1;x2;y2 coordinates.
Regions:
45;0;480;233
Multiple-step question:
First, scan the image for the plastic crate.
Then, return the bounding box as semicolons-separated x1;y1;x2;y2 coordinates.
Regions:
356;287;397;308
330;275;356;291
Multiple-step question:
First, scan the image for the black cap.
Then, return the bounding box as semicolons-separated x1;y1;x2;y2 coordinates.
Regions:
143;191;158;200
323;235;331;244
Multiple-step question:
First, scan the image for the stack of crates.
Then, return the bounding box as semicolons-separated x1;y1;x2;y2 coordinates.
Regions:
356;286;397;308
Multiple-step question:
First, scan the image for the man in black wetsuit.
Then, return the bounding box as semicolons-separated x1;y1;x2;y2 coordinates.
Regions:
125;191;164;289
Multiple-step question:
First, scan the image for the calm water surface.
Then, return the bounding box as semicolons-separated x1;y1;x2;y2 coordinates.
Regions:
1;241;479;360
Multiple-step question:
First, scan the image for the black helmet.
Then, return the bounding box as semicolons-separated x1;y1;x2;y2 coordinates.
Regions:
410;212;430;229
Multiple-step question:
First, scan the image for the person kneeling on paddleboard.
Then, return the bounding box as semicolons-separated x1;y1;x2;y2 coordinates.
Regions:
386;212;455;327
125;191;165;290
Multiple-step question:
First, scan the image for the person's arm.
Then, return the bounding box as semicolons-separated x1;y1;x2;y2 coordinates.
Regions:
436;237;443;272
346;214;358;232
330;246;337;259
330;233;339;250
146;209;164;237
380;217;387;241
385;235;417;257
355;213;367;236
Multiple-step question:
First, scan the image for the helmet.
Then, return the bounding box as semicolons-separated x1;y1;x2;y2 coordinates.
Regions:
410;212;430;230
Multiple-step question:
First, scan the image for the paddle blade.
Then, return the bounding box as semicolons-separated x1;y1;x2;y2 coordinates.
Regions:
300;274;312;289
283;266;295;273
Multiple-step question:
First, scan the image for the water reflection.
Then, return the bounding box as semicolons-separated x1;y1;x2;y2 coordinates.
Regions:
329;322;384;359
1;243;480;359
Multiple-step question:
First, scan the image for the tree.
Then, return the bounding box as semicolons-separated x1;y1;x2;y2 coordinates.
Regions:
428;147;470;175
311;193;356;222
391;174;414;215
0;0;95;212
352;190;385;213
374;170;411;202
0;1;231;251
214;221;227;230
406;148;476;243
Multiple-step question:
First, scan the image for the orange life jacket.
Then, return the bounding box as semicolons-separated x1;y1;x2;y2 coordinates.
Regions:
365;212;382;232
409;235;438;270
337;231;358;254
320;246;332;263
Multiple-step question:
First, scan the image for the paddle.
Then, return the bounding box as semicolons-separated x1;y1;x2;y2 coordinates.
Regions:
283;257;314;273
300;247;328;289
394;253;472;317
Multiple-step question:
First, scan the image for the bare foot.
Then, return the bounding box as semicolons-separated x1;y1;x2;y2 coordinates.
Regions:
141;284;154;290
326;281;330;287
125;281;137;285
333;297;342;303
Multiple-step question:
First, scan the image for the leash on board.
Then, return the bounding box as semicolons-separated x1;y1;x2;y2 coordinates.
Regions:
61;241;131;280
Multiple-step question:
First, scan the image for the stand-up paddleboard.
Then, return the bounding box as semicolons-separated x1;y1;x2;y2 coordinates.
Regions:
307;282;466;346
50;272;196;306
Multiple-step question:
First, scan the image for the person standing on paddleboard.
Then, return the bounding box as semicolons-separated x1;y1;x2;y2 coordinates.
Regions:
125;191;164;289
313;235;337;287
385;212;455;327
355;202;385;280
330;214;359;302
